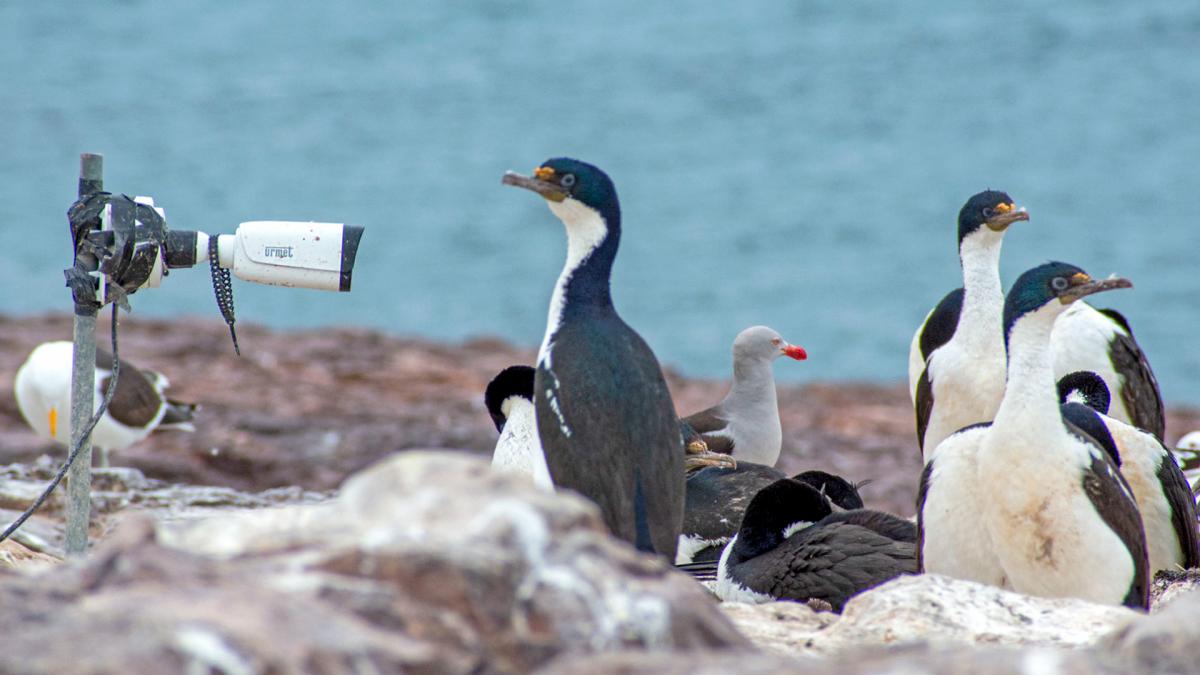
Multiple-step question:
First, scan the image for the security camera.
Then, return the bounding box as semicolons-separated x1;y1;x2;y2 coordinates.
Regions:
165;220;364;292
88;195;363;298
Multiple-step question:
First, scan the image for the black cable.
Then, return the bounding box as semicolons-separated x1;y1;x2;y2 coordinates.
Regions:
0;306;122;544
209;236;240;355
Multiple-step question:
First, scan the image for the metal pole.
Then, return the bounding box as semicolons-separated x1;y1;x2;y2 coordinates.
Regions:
65;152;102;557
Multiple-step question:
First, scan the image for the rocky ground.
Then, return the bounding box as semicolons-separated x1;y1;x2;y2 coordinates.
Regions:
2;452;1200;674
3;313;1200;673
4;313;1197;519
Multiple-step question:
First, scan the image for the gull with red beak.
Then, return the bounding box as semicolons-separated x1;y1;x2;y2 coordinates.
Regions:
680;325;807;467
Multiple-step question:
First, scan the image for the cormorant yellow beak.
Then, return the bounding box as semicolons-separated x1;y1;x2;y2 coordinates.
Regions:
1060;273;1133;303
985;202;1030;231
502;168;569;203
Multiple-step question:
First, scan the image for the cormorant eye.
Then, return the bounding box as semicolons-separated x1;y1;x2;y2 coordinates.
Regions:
561;174;576;188
981;207;995;219
1051;277;1070;291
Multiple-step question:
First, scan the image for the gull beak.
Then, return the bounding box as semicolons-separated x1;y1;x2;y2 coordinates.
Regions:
48;408;57;439
783;344;808;361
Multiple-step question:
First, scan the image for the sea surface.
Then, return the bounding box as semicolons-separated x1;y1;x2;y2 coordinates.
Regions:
2;1;1198;402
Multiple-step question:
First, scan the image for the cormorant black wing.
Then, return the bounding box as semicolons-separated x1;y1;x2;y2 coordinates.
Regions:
918;287;965;362
915;459;935;572
1156;451;1200;569
1060;403;1121;465
1099;308;1165;441
1068;421;1150;609
915;364;935;454
743;522;916;612
537;316;684;559
822;509;917;543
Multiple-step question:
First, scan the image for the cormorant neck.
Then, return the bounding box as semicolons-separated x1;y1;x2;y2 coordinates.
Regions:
549;198;619;311
959;228;1004;290
956;229;1005;351
538;198;620;364
995;305;1063;432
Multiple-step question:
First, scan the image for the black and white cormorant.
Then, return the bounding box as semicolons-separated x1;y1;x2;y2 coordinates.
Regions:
675;464;864;565
484;365;553;490
503;158;684;558
1051;303;1165;440
680;325;806;467
14;340;197;468
1057;371;1199;573
713;478;916;612
919;262;1149;609
908;191;1029;459
910;192;1165;456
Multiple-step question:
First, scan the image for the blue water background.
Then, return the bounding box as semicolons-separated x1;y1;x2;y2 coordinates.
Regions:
2;1;1198;402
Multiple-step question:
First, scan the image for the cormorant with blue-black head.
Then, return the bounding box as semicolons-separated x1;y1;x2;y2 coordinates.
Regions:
713;478;916;612
908;191;1029;460
502;158;683;558
919;261;1149;609
1057;371;1199;574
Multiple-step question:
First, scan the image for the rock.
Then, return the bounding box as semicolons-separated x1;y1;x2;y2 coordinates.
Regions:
0;451;747;674
0;539;58;570
832;645;1111;674
718;601;838;656
539;645;1117;675
722;574;1138;657
0;518;456;674
537;649;814;674
1102;589;1200;674
0;444;332;534
168;452;748;664
1150;568;1200;610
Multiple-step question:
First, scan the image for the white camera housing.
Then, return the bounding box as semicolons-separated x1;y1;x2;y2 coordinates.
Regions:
95;196;363;296
207;221;362;292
